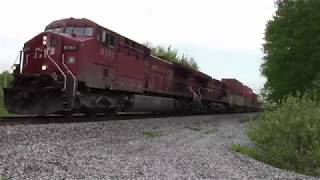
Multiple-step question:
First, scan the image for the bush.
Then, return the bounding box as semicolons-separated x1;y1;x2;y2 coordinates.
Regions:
246;93;320;176
0;71;12;116
231;143;259;159
0;176;8;180
0;88;9;116
144;42;200;70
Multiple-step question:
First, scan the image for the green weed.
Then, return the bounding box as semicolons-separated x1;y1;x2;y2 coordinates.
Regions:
239;93;320;177
143;131;161;138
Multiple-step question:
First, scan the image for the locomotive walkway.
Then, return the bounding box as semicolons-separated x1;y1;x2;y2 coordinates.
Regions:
0;113;315;179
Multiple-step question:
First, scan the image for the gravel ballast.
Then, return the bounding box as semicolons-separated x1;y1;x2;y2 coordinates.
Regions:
0;113;318;179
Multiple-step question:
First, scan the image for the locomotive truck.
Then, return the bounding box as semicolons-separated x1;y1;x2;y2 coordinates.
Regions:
4;18;259;116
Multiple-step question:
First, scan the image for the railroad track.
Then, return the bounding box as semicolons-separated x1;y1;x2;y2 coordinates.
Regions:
0;113;179;126
0;112;252;127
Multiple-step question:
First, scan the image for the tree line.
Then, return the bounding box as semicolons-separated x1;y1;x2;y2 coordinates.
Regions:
234;0;320;177
261;0;320;101
144;42;200;71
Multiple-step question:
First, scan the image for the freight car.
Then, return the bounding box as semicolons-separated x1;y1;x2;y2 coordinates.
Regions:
4;18;259;116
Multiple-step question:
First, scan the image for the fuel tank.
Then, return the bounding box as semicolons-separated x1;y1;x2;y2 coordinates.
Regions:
126;95;175;113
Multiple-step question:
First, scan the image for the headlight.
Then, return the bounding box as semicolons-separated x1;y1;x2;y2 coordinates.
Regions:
11;64;20;74
12;65;17;71
42;36;47;45
67;56;76;64
41;65;48;71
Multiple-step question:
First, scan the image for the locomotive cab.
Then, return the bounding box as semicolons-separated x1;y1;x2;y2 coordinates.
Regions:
4;19;97;115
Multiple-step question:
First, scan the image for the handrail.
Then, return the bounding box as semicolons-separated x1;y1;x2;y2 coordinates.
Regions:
45;51;67;91
61;54;77;97
198;87;216;103
19;51;23;73
198;87;205;105
23;55;29;69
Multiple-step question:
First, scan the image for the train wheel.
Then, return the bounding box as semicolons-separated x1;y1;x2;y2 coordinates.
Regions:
96;98;113;118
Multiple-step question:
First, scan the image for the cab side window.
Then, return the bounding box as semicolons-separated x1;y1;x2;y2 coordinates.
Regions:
102;31;110;45
102;30;116;48
110;35;115;47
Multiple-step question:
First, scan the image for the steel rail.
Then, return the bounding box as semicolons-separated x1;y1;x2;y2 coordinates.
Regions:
0;113;197;127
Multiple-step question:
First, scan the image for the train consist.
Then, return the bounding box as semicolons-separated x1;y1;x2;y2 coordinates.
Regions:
4;18;259;116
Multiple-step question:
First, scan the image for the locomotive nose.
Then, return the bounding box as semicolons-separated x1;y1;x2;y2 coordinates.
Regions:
22;32;63;76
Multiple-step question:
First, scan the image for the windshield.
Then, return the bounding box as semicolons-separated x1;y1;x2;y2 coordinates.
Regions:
45;27;94;36
65;27;94;36
45;27;64;33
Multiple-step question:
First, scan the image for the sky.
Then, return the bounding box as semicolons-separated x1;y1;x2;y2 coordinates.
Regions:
0;0;276;92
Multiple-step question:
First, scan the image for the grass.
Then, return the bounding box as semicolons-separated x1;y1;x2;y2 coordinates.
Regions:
0;71;13;117
230;143;259;159
0;176;8;180
0;88;8;117
185;126;202;131
239;114;261;123
143;131;161;138
0;86;9;117
187;121;217;134
204;128;216;134
231;93;320;177
184;121;203;131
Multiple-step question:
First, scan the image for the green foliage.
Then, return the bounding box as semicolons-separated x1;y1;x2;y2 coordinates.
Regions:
245;93;320;176
259;84;277;110
186;122;202;131
0;176;8;180
143;130;161;138
0;71;13;88
186;126;202;131
262;0;320;101
144;42;199;70
204;128;216;135
255;2;320;175
0;71;12;116
0;88;6;116
231;143;259;159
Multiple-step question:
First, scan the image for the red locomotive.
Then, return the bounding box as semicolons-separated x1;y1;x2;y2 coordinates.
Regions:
4;18;259;116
